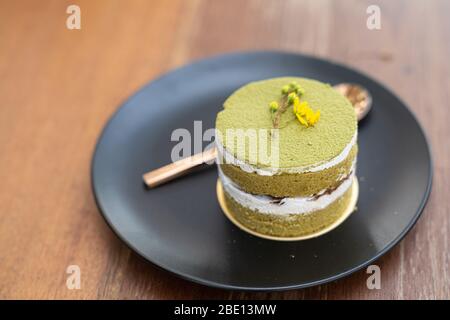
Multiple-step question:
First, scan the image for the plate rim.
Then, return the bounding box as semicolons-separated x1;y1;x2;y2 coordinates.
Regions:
91;50;433;291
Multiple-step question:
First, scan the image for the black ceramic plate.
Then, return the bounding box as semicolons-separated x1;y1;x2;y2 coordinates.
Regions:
92;51;432;291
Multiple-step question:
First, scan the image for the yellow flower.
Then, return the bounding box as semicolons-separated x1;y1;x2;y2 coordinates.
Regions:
295;113;309;127
293;100;320;127
309;110;320;125
298;101;309;116
305;108;313;122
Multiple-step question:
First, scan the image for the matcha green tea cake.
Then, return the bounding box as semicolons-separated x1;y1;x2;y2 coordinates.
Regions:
215;77;358;238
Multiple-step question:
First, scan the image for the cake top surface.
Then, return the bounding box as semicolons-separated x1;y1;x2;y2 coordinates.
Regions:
215;77;357;169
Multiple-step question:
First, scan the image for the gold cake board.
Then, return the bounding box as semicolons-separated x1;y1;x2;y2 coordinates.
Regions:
217;177;359;241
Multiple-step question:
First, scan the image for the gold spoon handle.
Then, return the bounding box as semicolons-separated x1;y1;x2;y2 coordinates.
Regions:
143;147;217;188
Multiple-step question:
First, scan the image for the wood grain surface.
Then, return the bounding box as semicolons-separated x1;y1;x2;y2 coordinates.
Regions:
0;0;448;299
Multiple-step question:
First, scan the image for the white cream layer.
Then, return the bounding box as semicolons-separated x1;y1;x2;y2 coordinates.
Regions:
216;132;357;176
219;168;354;216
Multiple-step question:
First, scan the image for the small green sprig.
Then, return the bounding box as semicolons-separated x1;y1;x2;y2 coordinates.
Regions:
269;81;305;128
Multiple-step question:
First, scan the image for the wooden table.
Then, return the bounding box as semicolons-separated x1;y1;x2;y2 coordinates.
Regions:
0;0;448;299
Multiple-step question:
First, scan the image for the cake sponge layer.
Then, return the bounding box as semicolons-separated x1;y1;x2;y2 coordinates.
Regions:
220;145;357;197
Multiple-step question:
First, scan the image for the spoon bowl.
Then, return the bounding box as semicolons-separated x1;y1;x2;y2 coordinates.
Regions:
333;83;372;121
